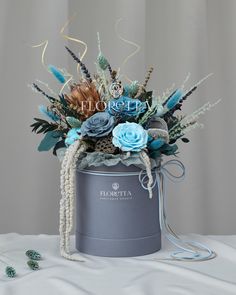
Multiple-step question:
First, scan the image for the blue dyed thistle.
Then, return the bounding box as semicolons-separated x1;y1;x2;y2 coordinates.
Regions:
27;260;39;270
5;266;16;278
26;250;42;261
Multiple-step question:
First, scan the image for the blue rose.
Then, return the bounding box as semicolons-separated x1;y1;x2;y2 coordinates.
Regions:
112;122;148;152
65;128;81;147
81;112;114;138
106;96;146;117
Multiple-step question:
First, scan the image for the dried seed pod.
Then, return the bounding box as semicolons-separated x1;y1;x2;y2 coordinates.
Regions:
65;82;105;121
147;116;169;142
95;136;117;154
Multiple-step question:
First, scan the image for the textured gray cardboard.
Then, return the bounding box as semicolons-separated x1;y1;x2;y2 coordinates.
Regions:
76;164;161;257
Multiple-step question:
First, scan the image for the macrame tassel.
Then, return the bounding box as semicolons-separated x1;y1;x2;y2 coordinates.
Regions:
140;151;154;199
60;139;87;261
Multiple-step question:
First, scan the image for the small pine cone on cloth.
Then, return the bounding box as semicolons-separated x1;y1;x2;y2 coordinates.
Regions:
65;81;105;121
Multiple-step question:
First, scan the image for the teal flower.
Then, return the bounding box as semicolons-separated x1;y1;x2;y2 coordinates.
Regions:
65;128;81;147
81;112;114;138
112;122;148;152
106;96;146;117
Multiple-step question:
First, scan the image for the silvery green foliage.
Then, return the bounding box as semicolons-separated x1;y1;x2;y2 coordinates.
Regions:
77;151;158;170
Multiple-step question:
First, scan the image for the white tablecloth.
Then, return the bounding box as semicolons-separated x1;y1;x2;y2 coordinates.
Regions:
0;233;236;295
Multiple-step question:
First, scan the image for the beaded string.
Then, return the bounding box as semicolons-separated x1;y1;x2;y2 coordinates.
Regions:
60;140;87;261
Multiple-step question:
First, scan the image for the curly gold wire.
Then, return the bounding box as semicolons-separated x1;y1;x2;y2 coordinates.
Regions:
115;18;141;82
32;40;49;70
59;75;73;94
31;39;73;94
60;12;88;75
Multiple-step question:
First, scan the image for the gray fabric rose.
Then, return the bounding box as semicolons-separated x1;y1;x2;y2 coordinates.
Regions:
81;112;115;138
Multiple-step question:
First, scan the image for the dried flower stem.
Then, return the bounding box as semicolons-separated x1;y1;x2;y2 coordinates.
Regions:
65;47;92;83
32;83;56;103
143;67;154;89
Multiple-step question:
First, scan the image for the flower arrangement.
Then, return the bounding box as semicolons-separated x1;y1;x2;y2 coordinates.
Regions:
31;44;219;161
30;32;219;261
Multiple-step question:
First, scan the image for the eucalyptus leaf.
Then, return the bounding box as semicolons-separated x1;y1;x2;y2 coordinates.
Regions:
38;131;62;152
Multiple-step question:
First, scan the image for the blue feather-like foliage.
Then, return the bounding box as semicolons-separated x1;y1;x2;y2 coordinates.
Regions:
39;105;60;121
166;89;183;110
48;65;66;84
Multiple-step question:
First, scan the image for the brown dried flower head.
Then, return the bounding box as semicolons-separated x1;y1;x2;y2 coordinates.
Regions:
65;81;105;120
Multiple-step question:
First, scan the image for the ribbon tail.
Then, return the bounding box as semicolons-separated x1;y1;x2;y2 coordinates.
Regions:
157;170;216;261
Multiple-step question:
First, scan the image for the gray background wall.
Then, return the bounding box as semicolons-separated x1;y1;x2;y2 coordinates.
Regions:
0;0;235;234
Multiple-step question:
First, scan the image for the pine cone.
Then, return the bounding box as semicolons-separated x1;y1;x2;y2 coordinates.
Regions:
95;136;117;154
65;82;105;121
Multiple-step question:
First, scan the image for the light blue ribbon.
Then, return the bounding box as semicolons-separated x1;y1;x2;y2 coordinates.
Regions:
140;159;216;261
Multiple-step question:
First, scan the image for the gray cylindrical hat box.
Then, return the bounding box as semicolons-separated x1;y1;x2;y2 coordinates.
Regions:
75;163;161;257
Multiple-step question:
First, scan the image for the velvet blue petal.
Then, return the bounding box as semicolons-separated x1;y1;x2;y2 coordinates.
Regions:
166;89;183;110
48;65;66;84
149;138;165;150
39;105;60;121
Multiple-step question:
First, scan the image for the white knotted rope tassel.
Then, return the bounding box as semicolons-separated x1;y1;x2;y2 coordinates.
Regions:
139;151;154;199
60;140;87;261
